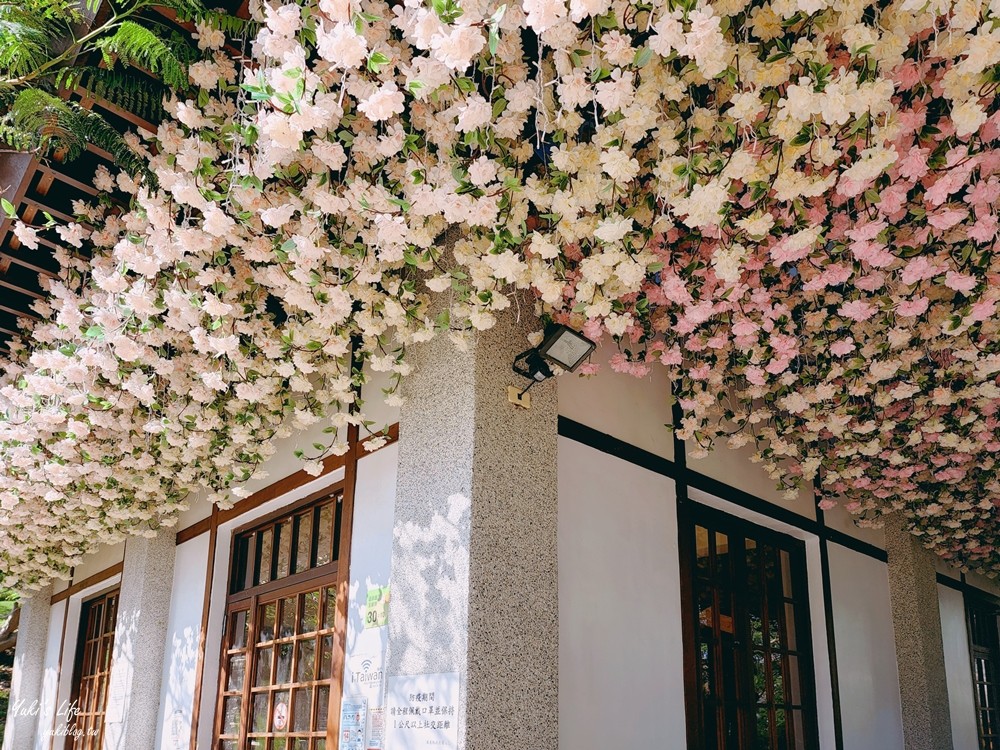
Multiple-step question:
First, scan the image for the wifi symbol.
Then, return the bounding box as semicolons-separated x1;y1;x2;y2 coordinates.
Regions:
361;659;373;672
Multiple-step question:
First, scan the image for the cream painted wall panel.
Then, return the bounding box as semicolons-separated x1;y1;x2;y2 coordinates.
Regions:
31;600;65;750
827;543;904;750
155;534;211;750
69;540;124;581
340;443;397;733
558;344;675;461
820;503;884;549
964;571;1000;598
938;585;978;750
687;442;815;518
558;437;685;750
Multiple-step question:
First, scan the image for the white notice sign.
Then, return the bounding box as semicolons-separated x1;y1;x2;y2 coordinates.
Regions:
385;672;460;750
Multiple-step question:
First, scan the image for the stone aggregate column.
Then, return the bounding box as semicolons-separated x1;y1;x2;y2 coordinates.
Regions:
2;583;53;750
884;517;954;750
102;532;175;750
385;301;559;750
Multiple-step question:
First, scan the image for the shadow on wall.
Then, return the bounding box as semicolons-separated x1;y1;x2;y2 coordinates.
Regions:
386;492;471;675
0;606;17;747
161;624;201;747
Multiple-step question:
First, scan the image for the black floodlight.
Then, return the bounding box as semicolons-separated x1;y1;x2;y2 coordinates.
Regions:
536;324;596;372
512;324;596;399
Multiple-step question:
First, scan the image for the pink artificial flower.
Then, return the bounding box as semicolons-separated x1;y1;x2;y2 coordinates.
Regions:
927;207;968;231
659;345;682;366
966;178;1000;207
850;240;896;268
900;256;943;285
897;148;930;180
838;299;877;321
896;296;930;317
854;272;886;291
745;366;766;385
968;213;998;244
969;299;997;322
944;271;977;294
829;338;856;356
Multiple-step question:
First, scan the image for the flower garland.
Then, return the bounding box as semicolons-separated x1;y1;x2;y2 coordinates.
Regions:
1;0;999;587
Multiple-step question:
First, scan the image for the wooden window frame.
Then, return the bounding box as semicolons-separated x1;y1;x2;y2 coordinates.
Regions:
966;589;1000;750
65;586;120;750
213;483;348;750
679;501;822;750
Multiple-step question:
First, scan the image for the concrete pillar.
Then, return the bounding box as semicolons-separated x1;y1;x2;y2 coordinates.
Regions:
102;532;175;750
385;302;558;750
884;518;954;750
2;584;53;750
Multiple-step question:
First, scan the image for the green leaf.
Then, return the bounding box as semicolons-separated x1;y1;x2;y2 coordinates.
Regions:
1;199;16;218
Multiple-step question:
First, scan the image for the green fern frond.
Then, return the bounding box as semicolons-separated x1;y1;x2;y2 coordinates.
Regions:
0;20;55;80
94;20;190;90
55;66;167;124
148;0;207;23
1;88;152;182
197;8;260;39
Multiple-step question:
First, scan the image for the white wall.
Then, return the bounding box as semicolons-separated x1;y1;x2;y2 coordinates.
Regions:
155;534;211;750
558;344;675;461
340;443;398;741
32;599;66;750
558;437;686;750
939;585;978;750
827;543;903;750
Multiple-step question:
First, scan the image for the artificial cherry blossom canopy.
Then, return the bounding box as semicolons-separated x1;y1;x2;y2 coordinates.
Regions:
1;0;999;587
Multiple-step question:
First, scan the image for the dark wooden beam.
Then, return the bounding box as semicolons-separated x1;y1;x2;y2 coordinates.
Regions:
34;165;100;197
0;303;39;322
0;252;58;278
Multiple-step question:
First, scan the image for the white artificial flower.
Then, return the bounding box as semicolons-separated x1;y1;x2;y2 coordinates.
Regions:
593;215;633;244
358;82;406;122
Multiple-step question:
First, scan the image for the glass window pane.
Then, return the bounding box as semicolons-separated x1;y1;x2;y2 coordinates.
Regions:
255;647;273;687
257;528;274;586
292;687;313;732
316;505;333;566
695;526;710;580
259;603;276;643
713;532;729;579
323;588;337;630
252;692;269;733
787;654;802;705
294;512;313;573
316;685;330;732
276;520;292;580
301;591;319;634
780;549;794;598
279;597;296;639
222;696;241;736
296;638;317;683
227;654;246;692
790;708;805;746
230;610;249;650
784;602;797;651
319;636;333;680
754;708;770;747
276;642;294;685
271;691;290;732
